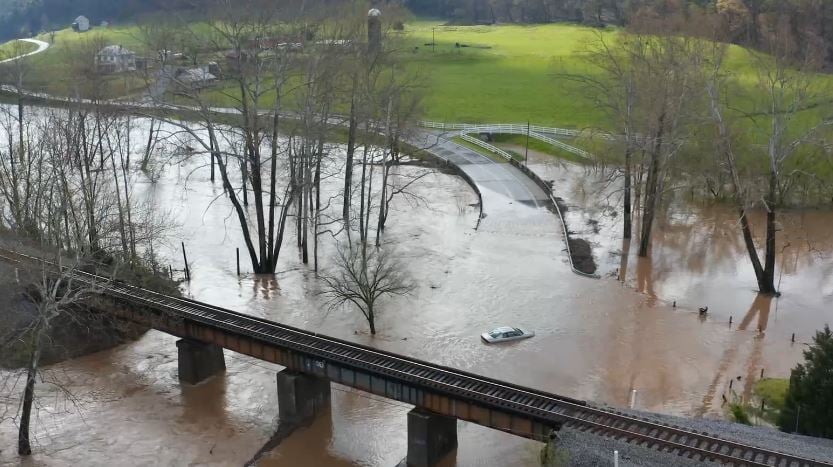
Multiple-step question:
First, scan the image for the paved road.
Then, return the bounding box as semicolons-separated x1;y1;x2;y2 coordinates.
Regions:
413;130;558;235
0;38;49;64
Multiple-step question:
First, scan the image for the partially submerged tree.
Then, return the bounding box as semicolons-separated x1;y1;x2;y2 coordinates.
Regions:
704;23;833;294
321;242;411;335
146;0;301;274
573;30;705;256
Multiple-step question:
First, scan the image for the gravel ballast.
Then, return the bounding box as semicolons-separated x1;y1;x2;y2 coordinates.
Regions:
553;405;833;466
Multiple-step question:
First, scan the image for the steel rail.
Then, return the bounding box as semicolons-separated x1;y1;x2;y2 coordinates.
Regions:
1;247;830;466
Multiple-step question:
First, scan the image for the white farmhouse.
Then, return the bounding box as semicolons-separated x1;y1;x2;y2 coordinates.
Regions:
96;45;137;74
72;16;90;33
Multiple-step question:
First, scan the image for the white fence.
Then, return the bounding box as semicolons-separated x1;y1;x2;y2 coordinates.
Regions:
420;120;620;140
421;120;580;136
420;121;601;160
529;131;594;159
459;133;514;161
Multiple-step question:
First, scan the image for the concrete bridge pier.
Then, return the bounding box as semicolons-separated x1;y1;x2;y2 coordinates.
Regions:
276;369;331;423
406;408;458;467
176;338;226;384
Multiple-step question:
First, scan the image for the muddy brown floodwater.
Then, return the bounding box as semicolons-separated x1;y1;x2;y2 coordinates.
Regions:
1;135;831;466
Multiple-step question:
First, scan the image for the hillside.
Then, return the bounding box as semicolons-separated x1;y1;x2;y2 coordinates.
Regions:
0;0;185;40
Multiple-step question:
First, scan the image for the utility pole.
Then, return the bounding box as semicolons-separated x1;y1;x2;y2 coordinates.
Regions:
525;120;530;165
795;405;801;433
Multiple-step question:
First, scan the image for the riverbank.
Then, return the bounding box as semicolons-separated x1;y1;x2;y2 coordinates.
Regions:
0;231;183;368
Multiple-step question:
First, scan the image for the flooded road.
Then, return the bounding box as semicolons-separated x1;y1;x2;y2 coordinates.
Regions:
1;126;831;466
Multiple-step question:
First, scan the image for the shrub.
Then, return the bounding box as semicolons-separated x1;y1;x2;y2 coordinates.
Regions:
730;403;752;425
778;325;833;438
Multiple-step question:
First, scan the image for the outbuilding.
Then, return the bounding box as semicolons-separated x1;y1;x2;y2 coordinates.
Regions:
72;16;90;33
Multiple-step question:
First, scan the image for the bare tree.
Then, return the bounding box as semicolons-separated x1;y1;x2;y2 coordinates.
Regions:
704;27;833;294
571;31;705;256
146;0;300;274
321;242;411;335
5;255;108;455
567;31;638;240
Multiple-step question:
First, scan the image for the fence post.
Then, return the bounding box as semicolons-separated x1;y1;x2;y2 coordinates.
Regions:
181;241;190;282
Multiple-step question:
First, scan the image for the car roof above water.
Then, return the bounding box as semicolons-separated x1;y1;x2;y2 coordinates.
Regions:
491;326;517;333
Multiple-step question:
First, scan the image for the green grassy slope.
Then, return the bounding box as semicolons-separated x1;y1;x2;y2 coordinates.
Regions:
398;21;611;128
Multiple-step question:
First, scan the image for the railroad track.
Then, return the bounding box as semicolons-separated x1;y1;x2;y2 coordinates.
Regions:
2;247;830;466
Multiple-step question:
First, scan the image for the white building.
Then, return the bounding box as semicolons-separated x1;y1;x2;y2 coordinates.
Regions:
72;16;90;33
96;45;136;74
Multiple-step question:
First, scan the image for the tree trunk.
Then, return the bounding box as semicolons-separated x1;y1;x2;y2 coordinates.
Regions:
762;170;778;294
142;118;156;172
623;145;633;239
737;208;768;290
358;143;369;242
638;114;665;257
18;346;40;456
367;306;376;335
241;157;249;206
343;96;357;226
209;137;216;183
314;139;323;272
210;129;264;273
300;147;309;264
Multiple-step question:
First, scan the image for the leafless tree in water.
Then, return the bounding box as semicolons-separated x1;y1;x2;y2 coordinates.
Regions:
321;241;412;335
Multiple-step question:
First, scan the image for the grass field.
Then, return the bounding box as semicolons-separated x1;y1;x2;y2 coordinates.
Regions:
399;21;833;130
398;21;611;128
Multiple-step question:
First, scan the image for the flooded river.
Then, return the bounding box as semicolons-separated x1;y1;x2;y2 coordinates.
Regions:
1;128;831;466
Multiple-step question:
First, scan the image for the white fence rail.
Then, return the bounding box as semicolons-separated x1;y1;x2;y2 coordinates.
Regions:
421;120;581;136
459;134;514;161
529;131;594;160
421;121;600;160
420;120;620;140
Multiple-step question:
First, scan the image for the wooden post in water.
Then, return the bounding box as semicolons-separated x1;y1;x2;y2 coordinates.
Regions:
181;242;190;281
236;248;240;276
169;264;173;280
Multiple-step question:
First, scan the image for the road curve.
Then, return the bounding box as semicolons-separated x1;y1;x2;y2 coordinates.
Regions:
413;130;556;232
0;38;50;64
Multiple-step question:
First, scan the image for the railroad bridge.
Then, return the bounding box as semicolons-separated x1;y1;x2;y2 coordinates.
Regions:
2;248;830;467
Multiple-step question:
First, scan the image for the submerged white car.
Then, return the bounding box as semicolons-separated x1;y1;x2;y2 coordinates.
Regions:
481;326;535;344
